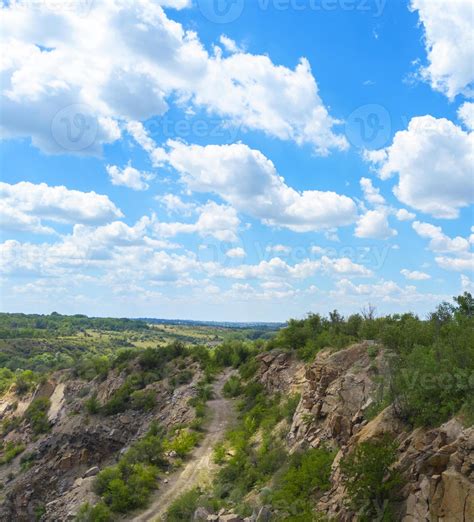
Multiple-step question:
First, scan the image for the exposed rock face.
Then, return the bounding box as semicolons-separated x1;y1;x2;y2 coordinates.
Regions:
0;361;204;521
287;342;383;450
256;351;306;396
257;344;474;521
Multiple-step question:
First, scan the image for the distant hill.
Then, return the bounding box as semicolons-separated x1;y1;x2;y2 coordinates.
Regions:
139;317;285;330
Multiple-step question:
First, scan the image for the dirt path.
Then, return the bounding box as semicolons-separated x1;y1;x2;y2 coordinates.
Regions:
129;371;235;522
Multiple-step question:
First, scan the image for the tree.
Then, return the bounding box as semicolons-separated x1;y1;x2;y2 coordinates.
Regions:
340;436;402;521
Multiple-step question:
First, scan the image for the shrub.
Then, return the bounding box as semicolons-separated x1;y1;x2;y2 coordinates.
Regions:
84;393;100;415
340;436;402;521
93;423;165;515
165;429;199;458
165;488;201;521
14;370;36;395
223;375;242;398
213;443;226;464
75;502;112;522
25;397;51;434
281;393;300;423
176;370;193;385
0;441;25;465
130;390;156;412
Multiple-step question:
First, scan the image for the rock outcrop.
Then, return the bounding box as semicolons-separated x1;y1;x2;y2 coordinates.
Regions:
257;343;474;521
0;360;204;521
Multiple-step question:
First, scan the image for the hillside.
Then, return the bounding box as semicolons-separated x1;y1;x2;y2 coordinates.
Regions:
0;295;472;521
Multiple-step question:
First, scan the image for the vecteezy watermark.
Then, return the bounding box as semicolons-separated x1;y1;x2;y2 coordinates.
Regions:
197;239;391;271
51;104;98;152
345;103;392;150
197;0;386;23
7;0;94;15
197;0;245;24
144;116;241;143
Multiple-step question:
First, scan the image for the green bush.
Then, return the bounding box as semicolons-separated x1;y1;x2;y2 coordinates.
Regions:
213;443;226;464
165;488;201;521
0;441;25;465
223;375;242;398
340;436;402;521
165;429;199;458
84;393;100;415
269;447;335;519
75;502;112;522
25;397;51;434
130;390;156;412
93;423;165;514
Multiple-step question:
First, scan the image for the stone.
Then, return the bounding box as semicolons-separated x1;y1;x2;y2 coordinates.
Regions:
256;506;272;521
83;466;99;478
193;507;210;520
219;515;243;522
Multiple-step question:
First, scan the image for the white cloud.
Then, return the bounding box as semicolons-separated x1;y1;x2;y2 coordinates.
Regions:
461;274;474;293
401;269;431;280
436;254;474;273
360;177;385;206
331;277;446;306
355;209;397;240
226;247;246;259
412;221;473;274
153;201;240;242
106;164;153;191
219;35;243;54
159;194;196;216
412;221;470;253
396;208;416;221
0;181;123;233
0;0;346;155
136;138;358;232
215;255;372;281
266;244;291;255
366;116;473;218
410;0;474;98
458;101;474;131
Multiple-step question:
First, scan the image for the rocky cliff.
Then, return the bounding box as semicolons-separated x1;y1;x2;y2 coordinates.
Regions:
256;343;474;521
0;360;203;521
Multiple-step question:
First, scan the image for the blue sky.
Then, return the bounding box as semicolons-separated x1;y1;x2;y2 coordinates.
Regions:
0;0;473;321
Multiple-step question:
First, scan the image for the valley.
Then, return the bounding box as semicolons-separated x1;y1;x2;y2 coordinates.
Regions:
0;296;472;521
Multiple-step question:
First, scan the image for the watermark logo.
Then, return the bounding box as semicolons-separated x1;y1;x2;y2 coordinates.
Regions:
51;104;97;152
345;103;391;150
197;0;245;23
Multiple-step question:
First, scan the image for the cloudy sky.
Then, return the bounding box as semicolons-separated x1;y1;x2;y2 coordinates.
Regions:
0;0;473;321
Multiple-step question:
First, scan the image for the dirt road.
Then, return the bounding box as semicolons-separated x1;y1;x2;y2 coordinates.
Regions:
130;371;235;522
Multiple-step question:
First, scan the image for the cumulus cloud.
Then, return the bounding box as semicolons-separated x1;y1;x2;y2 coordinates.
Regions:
0;181;123;233
365;116;473;218
412;221;473;274
360;177;385;206
132;135;358;232
159;194;196;216
412;221;470;253
153;201;240;242
400;269;431;281
458;101;474;131
435;254;474;273
215;255;372;281
355;208;397;240
396;208;416;221
106;164;153;191
0;0;346;155
226;247;246;258
410;0;474;98
266;244;292;255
